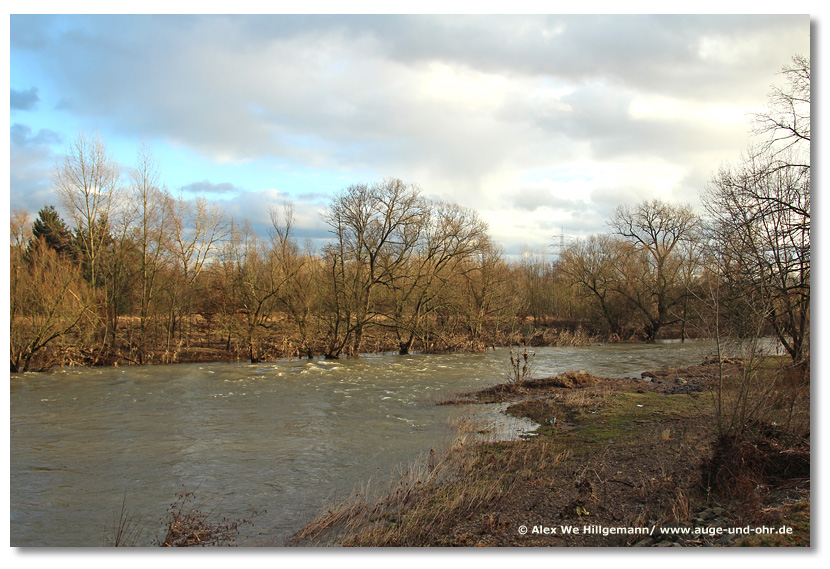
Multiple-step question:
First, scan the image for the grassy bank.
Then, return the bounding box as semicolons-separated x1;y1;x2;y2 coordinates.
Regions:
292;358;810;547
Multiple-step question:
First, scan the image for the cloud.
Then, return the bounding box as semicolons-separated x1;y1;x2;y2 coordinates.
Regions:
178;179;243;196
10;123;61;147
296;191;331;203
9;124;62;213
213;188;331;250
589;185;659;225
511;186;588;214
12;16;806;166
9;15;810;249
11;87;40;111
335;15;807;100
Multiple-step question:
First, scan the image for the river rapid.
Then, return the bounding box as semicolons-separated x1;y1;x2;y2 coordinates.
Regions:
11;340;718;546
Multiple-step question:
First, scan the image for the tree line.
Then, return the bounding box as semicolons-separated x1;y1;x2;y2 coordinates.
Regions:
10;56;809;372
10;161;534;371
560;55;809;364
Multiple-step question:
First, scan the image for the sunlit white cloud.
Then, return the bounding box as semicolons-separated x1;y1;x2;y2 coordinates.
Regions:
9;14;811;254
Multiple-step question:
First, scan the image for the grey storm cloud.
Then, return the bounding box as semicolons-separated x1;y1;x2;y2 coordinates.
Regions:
11;87;40;111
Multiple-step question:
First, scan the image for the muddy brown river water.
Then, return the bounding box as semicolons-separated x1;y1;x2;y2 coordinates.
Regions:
11;340;725;546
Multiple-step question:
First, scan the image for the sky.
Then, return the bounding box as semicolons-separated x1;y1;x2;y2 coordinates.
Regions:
7;11;812;256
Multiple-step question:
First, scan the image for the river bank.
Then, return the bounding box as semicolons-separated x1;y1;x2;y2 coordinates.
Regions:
16;312;711;372
292;358;810;547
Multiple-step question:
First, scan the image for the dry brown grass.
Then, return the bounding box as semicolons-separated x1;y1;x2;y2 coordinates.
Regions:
558;382;614;409
291;434;570;546
708;349;810;440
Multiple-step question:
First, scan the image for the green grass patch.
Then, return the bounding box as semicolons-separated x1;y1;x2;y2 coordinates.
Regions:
505;387;706;455
577;392;699;447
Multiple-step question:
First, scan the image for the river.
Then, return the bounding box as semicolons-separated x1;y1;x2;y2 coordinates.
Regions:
10;340;718;546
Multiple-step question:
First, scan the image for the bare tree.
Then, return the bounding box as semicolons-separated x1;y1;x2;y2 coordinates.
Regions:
222;221;291;362
559;234;632;337
101;192;138;358
454;240;516;350
752;54;810;160
515;246;556;327
271;204;320;359
608;199;699;340
54;130;121;291
167;195;230;352
704;151;809;361
703;55;810;362
129;141;173;363
383;200;489;354
10;237;95;372
672;227;705;342
52;130;126;356
322;178;427;356
10;209;31;250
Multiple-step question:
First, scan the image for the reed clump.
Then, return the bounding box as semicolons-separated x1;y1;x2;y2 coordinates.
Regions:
156;486;261;547
103;491;143;547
